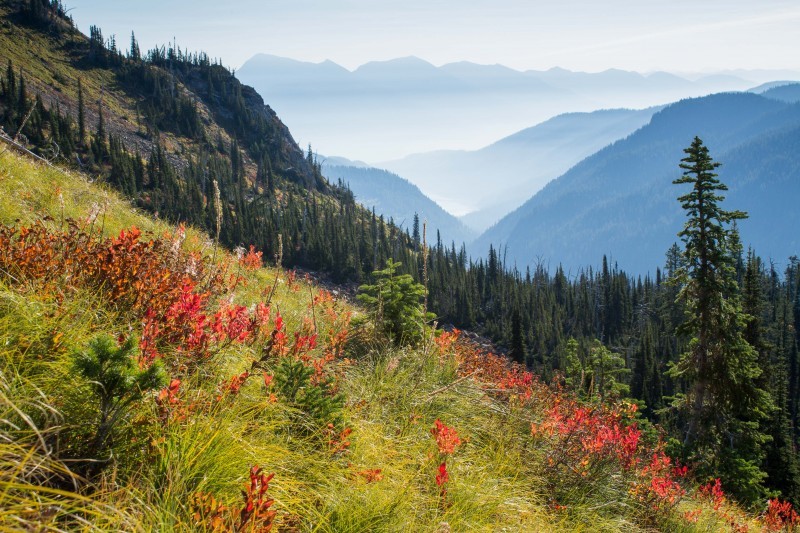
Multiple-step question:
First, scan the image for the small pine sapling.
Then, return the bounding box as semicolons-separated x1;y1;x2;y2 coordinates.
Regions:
71;334;165;473
272;358;344;436
357;259;434;346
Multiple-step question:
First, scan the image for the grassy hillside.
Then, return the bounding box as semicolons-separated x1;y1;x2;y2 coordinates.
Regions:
3;148;797;531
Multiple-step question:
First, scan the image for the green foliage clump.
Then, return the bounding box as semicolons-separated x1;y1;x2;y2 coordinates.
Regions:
357;259;434;346
71;334;165;470
273;357;344;434
565;338;630;402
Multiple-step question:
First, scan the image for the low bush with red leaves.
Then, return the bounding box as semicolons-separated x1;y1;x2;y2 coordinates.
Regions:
191;466;276;532
439;330;692;526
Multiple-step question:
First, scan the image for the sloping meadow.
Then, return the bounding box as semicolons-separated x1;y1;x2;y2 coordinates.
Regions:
1;151;796;531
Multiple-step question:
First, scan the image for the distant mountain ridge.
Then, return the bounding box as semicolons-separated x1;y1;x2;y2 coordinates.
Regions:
380;107;660;230
472;92;800;274
760;83;800;103
236;54;781;161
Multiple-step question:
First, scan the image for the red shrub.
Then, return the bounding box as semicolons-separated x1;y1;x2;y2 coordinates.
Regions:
431;419;462;456
240;245;263;271
698;478;725;511
764;498;800;532
435;462;449;486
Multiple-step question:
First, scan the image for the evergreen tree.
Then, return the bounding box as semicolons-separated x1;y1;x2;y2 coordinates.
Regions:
509;307;526;365
4;60;17;127
129;31;140;61
357;259;434;346
71;334;165;473
667;136;772;504
565;338;628;402
96;99;105;141
590;340;630;402
412;213;420;250
17;70;27;122
632;324;662;416
745;254;800;505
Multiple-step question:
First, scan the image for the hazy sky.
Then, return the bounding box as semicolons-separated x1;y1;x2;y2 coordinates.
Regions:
64;0;799;73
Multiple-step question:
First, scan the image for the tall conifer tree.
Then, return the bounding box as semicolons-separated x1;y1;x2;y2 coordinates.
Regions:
667;136;772;504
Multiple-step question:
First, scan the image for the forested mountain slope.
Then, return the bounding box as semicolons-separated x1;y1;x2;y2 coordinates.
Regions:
761;83;800;103
382;107;658;230
474;92;800;273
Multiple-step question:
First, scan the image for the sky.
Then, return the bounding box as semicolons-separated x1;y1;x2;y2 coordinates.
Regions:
64;0;800;74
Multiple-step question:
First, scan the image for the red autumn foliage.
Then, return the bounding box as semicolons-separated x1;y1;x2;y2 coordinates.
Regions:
310;350;336;387
532;398;643;474
158;378;182;404
292;332;318;355
446;332;544;406
356;469;384;483
240;245;263;271
764;498;800;532
324;424;353;455
286;269;298;291
254;303;272;337
190;466;276;532
698;478;725;511
190;491;229;532
142;284;269;369
156;378;183;421
311;288;334;307
447;329;696;526
0;222;220;316
433;329;460;353
431;419;462;456
211;304;252;344
163;283;210;346
429;418;460;503
221;371;250;397
435;462;449;487
238;466;277;532
630;450;686;515
0;221;235;370
139;308;162;368
683;509;702;523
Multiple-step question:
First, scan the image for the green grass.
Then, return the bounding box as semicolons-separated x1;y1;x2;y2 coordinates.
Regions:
0;149;173;234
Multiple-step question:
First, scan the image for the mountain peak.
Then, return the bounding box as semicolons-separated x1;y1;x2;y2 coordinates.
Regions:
354;56;437;73
239;54;349;74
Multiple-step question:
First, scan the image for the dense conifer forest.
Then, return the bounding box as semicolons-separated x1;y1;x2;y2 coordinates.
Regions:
2;0;799;511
